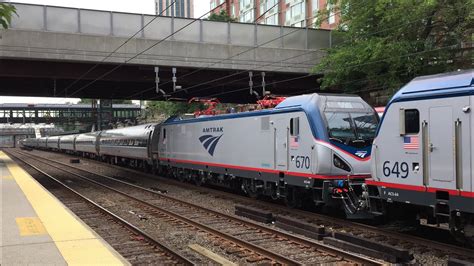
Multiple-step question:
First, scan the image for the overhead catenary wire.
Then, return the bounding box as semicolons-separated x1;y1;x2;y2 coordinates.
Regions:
198;34;460;97
56;1;177;98
130;0;366;99
147;11;443;100
138;2;353;96
64;5;214;98
205;43;464;98
184;52;320;96
285;68;428;96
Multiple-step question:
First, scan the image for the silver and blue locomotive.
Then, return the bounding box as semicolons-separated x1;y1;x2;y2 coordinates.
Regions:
156;93;378;216
368;70;474;243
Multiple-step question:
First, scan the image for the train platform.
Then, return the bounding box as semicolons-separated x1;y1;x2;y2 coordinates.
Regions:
0;151;128;265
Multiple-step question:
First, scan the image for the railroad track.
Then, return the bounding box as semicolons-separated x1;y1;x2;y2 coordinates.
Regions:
8;149;382;265
6;150;195;265
83;152;474;261
22;148;474;263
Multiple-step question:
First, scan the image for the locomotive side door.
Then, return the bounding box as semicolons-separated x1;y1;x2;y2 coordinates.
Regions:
428;97;470;191
273;118;288;171
428;106;455;189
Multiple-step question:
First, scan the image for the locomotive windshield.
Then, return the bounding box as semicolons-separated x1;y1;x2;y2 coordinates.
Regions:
324;112;378;148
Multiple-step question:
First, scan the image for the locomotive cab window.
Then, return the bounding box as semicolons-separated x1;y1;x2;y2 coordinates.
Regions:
163;128;166;139
400;109;419;135
290;117;300;136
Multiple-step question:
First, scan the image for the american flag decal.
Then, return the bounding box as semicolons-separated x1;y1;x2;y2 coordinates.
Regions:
404;136;419;149
290;136;299;147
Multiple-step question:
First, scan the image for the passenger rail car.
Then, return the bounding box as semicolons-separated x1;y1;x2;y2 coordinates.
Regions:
59;134;77;153
46;136;60;150
157;93;379;217
37;137;47;149
22;137;38;148
368;70;473;243
75;132;100;157
99;124;155;168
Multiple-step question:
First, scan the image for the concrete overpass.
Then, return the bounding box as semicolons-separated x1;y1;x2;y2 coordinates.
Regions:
0;3;331;102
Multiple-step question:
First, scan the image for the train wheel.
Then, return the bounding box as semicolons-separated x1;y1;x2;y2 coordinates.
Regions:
242;179;259;199
450;213;474;247
194;175;205;186
177;169;186;182
247;187;259;199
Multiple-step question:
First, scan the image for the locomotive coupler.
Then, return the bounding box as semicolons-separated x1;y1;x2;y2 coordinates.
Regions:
331;179;372;218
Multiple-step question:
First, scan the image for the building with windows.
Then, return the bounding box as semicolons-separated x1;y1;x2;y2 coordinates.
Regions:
156;0;194;18
209;0;339;29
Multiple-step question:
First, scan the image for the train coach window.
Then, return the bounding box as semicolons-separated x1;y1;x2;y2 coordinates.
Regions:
163;128;167;139
404;109;420;134
290;117;300;136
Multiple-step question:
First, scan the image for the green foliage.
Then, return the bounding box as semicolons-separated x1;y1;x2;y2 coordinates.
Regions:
208;10;236;22
78;98;94;104
146;101;202;117
0;3;17;29
112;99;132;104
314;0;473;98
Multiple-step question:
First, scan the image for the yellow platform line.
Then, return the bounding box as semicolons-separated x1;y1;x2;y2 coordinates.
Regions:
0;151;126;266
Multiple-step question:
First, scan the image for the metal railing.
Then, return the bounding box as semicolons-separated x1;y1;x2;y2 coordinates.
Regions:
9;2;331;50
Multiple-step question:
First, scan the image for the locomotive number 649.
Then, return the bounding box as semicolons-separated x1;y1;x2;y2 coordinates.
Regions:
382;161;409;179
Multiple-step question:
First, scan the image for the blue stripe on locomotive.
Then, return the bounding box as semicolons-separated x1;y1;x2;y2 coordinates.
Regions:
376;70;474;136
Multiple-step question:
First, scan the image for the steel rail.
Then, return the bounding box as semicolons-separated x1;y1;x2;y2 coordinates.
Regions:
6;150;195;266
13;149;382;265
9;150;303;266
35;148;474;260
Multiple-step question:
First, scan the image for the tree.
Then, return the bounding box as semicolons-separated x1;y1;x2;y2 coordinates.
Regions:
146;101;202;117
208;10;236;22
78;98;94;104
314;0;473;101
112;99;132;104
0;3;17;29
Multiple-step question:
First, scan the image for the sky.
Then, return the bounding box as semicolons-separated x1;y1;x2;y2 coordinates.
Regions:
1;0;210;104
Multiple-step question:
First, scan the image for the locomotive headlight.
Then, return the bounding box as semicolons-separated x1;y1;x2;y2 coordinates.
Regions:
333;154;351;172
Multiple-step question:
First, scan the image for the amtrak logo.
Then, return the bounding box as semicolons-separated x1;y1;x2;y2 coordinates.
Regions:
355;151;368;158
199;134;223;156
202;127;223;133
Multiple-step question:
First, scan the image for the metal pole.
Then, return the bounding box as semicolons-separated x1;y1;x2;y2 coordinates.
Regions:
155;66;160;93
249;71;253;95
172;67;177;92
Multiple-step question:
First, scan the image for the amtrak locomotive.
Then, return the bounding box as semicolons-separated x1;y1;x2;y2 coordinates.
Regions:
22;93;379;217
368;70;473;243
157;94;378;216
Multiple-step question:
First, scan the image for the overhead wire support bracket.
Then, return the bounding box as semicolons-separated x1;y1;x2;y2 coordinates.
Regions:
155;66;169;98
249;71;259;98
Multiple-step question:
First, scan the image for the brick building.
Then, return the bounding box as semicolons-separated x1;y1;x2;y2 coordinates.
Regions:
209;0;340;29
156;0;194;18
